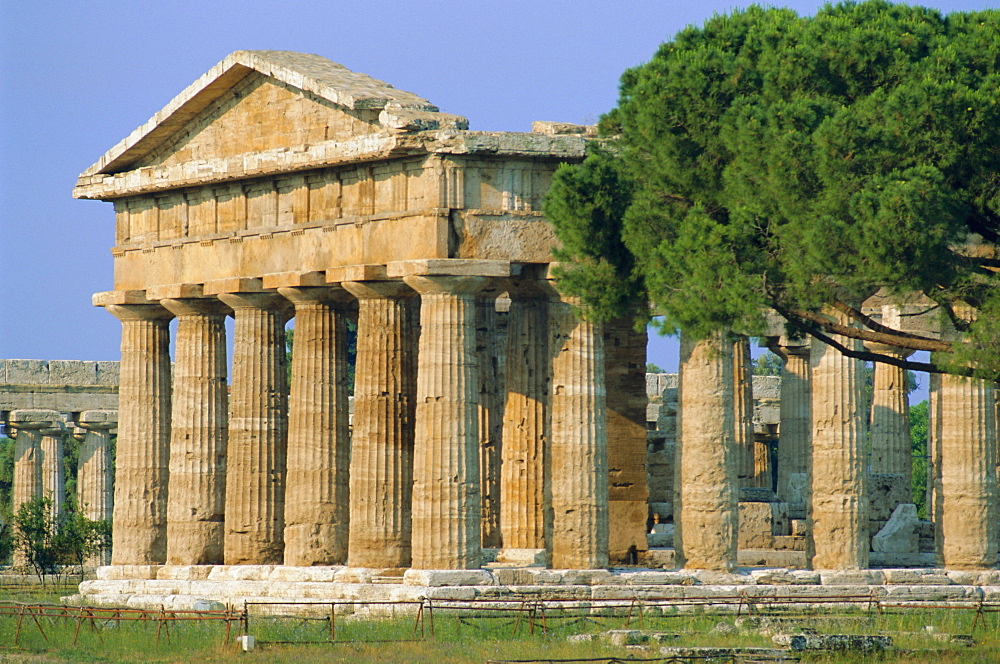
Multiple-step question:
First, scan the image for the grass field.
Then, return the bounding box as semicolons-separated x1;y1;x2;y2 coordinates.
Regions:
1;588;998;663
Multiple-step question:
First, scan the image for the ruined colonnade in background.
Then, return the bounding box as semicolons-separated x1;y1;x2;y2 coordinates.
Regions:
74;50;998;574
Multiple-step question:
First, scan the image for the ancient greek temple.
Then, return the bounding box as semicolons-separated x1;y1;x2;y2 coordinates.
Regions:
73;50;998;591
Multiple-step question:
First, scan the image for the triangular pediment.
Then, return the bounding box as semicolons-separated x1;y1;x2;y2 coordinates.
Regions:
82;50;466;177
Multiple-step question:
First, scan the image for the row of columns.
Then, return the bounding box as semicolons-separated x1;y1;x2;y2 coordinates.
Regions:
100;265;609;570
6;409;117;564
678;317;998;571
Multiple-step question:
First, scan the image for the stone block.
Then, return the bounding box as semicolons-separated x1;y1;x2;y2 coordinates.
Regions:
869;474;910;521
642;549;676;569
692;570;753;586
495;548;547;566
49;360;98;384
750;569;820;585
606;630;647;646
751;376;781;400
819;570;886;585
790;519;807;537
771;536;806;551
649;501;673;521
648;532;673;548
737;549;807;568
872;503;919;553
403;569;493;587
156;566;213;581
870;552;936;567
96;565;160;580
619;571;695;586
334;568;375;584
883;569;952;585
6;360;49;384
738;502;788;549
95;361;120;385
784;634;891;652
739;487;777;503
559;570;614;586
269;566;342;582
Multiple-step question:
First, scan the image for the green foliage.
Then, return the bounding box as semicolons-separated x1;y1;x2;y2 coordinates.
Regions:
11;496;111;582
0;435;12;514
646;362;667;373
910;399;930;519
546;1;1000;378
751;350;783;376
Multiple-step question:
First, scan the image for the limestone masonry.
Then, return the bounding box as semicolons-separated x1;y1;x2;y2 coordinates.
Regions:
51;50;999;608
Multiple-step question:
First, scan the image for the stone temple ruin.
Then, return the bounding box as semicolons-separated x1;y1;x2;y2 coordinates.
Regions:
57;51;998;607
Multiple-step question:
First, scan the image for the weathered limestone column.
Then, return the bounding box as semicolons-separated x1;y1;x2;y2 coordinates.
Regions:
404;274;485;570
500;280;550;556
733;337;757;488
935;370;999;569
8;410;57;511
675;332;737;571
159;297;231;565
809;310;868;570
279;285;352;566
547;284;609;569
341;279;417;568
768;338;811;510
104;299;173;565
216;291;291;565
76;410;117;565
868;346;913;484
476;284;505;549
603;317;649;563
40;421;66;520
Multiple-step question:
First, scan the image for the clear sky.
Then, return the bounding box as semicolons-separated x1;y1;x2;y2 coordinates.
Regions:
0;0;988;392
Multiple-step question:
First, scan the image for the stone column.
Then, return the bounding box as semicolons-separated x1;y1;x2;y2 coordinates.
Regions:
279;286;352;566
675;332;737;571
935;371;999;569
40;421;66;521
8;410;58;512
604;317;649;563
106;302;173;565
868;346;913;494
769;339;811;511
500;281;550;557
476;285;504;549
76;410;117;565
342;280;417;568
547;286;608;570
217;292;291;565
404;274;484;570
733;336;757;488
809;311;868;570
160;297;231;565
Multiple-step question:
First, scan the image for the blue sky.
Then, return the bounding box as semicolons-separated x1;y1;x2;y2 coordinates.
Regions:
0;0;986;395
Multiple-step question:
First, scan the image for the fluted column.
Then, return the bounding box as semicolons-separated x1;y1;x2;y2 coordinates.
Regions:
547;287;608;569
501;282;550;552
342;280;417;568
106;303;173;565
476;285;504;549
733;337;757;488
868;346;913;488
9;411;57;512
76;410;116;565
160;297;230;565
404;274;484;570
217;292;291;565
769;340;811;510
675;332;737;571
40;422;66;521
809;311;868;569
279;286;352;566
935;371;998;569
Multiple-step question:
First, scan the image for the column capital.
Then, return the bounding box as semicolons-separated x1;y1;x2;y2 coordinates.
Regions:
76;409;119;431
105;302;174;323
862;340;915;357
217;292;293;320
403;274;487;296
159;297;232;318
342;279;415;300
8;409;61;430
278;285;353;307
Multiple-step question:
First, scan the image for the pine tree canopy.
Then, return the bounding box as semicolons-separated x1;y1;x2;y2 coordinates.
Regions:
543;1;1000;378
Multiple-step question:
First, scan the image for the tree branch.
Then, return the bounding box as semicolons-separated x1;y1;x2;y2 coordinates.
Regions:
830;300;940;343
783;307;951;352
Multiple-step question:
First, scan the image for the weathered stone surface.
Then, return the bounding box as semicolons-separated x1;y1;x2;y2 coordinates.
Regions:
217;292;291;565
868;346;913;496
675;333;737;571
548;289;608;569
405;275;484;570
160;298;230;565
403;569;493;587
873;503;919;553
733;337;757;487
105;304;173;565
935;372;999;570
280;287;352;566
769;341;810;509
738;502;789;549
475;285;505;549
76;410;116;564
501;281;549;551
343;280;417;568
604;317;649;562
809;310;868;570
